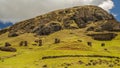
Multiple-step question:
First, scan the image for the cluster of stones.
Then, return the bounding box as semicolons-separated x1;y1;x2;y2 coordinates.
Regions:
59;58;120;68
0;42;16;52
41;58;120;68
0;38;61;52
87;42;105;47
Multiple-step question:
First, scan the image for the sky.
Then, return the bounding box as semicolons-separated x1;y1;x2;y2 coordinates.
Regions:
0;21;12;29
0;0;119;25
111;0;120;22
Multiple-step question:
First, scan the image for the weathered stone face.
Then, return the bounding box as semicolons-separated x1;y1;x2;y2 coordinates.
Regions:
54;38;60;44
34;22;62;35
19;41;28;46
71;6;114;28
5;42;11;47
87;33;117;41
86;20;120;32
100;20;120;31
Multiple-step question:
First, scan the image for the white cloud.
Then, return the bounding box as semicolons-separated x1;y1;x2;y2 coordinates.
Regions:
99;0;114;12
0;0;114;23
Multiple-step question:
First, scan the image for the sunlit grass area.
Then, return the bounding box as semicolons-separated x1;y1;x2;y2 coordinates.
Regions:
0;29;120;68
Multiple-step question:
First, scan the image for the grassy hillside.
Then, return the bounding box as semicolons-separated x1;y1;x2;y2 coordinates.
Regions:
0;29;120;68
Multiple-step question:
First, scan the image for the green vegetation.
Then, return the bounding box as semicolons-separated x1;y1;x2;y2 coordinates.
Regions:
0;29;120;68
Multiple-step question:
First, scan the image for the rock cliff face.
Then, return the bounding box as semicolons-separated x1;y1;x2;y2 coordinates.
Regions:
86;20;120;32
87;33;117;41
0;5;120;38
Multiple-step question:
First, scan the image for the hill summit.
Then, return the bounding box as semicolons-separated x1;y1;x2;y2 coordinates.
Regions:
0;5;120;38
1;5;120;68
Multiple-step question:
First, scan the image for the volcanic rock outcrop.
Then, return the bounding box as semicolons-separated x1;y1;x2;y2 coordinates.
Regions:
0;5;120;40
87;33;117;41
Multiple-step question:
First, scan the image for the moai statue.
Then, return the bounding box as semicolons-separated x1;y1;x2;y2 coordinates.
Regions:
5;42;11;47
87;42;92;47
38;39;42;46
54;38;60;44
101;43;105;47
19;41;24;46
24;41;28;46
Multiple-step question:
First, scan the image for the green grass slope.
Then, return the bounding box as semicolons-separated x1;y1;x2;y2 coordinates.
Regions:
0;29;120;68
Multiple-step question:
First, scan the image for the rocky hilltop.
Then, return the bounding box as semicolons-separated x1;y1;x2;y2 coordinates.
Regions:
0;5;120;40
